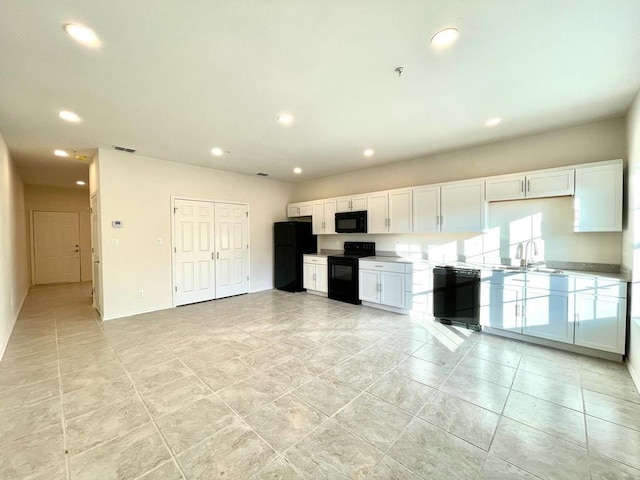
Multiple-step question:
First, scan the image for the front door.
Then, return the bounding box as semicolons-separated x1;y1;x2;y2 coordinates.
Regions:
33;211;81;284
215;203;249;298
174;199;216;306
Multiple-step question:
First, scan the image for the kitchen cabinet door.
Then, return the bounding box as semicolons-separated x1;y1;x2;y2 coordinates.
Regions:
367;192;389;234
316;264;328;293
359;269;380;303
481;281;521;332
388;189;412;233
440;181;485;232
287;203;301;217
351;195;367;211
412;186;440;232
573;293;625;354
303;263;316;290
311;201;325;235
485;175;526;202
525;169;574;199
380;271;406;308
522;287;571;344
323;200;337;234
573;161;622;232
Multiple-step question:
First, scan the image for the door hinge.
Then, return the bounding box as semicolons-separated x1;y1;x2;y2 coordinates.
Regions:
173;207;178;214
174;286;177;292
246;244;249;249
245;212;249;217
173;247;176;253
247;276;249;281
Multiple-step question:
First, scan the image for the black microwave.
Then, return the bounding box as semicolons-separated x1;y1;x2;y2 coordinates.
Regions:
335;211;367;233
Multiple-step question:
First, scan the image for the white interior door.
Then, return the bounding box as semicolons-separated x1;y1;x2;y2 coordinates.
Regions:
90;195;102;314
174;199;216;306
33;211;80;285
215;203;249;298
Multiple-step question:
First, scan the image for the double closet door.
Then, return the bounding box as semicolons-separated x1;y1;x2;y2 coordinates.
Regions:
173;199;249;306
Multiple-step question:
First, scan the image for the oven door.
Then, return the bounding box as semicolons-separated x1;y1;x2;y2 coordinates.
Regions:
328;257;361;305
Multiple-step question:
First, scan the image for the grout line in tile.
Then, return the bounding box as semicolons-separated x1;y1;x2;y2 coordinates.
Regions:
53;305;72;480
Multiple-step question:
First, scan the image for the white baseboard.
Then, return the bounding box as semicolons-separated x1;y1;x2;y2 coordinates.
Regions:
0;288;29;361
628;360;640;393
101;304;173;321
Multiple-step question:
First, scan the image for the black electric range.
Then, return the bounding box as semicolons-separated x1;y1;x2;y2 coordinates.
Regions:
327;242;376;305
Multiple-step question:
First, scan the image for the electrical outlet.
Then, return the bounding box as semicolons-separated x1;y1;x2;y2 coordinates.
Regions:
111;239;119;247
138;290;144;298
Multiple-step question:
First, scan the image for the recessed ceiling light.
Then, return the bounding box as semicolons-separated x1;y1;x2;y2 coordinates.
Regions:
431;28;459;49
59;110;81;122
54;149;69;157
363;149;375;157
63;23;100;48
485;117;502;127
277;113;294;125
293;167;302;174
211;147;224;156
76;180;86;186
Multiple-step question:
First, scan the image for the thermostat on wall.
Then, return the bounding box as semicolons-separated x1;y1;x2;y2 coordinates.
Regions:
112;220;123;228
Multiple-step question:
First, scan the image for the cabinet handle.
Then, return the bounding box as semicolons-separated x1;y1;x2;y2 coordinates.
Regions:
375;265;384;268
440;215;443;226
349;200;353;210
520;180;524;193
216;252;219;259
575;313;580;327
515;304;519;317
436;215;439;226
211;252;214;260
526;180;530;193
387;218;391;229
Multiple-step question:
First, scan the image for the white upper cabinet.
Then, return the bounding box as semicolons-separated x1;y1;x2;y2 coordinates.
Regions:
485;169;575;202
525;169;575;199
573;160;623;232
367;192;388;234
336;195;368;212
412;186;441;232
440;181;485;232
366;189;412;234
485;175;526;201
287;202;313;217
312;199;337;235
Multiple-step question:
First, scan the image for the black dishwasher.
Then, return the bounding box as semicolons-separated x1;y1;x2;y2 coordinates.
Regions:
433;266;481;330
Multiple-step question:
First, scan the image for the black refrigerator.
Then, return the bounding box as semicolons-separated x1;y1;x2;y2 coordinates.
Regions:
274;222;317;292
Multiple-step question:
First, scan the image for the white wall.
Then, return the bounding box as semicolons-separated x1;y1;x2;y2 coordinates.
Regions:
24;185;92;283
0;131;29;358
321;196;621;266
292;117;626;201
96;149;292;320
625;90;640;388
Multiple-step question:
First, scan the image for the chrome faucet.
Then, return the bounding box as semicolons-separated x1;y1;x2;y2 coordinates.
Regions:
515;240;538;268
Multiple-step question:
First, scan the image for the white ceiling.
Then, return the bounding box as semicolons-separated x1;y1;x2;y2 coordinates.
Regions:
1;1;639;188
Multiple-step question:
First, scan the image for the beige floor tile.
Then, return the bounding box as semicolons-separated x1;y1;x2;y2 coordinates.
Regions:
141;374;211;417
584;389;640;431
503;390;586;447
581;369;640;404
66;396;151;454
0;424;64;479
387;418;486;480
285;420;382;478
589;453;640;480
368;371;436;414
511;369;584;411
440;370;510;413
468;341;522;368
261;357;318;391
418;391;500;451
218;375;286;417
454;355;516;388
295;345;353;374
177;418;276;479
61;358;126;393
63;375;136;419
0;377;60;411
130;358;193;394
136;460;184;480
586;415;640;470
68;424;171;480
156;395;237;455
367;455;422;479
334;392;413;451
477;455;539;480
251;457;303;479
294;373;361;417
0;396;61;445
245;393;326;453
490;417;589;480
188;356;258;391
394;356;452;388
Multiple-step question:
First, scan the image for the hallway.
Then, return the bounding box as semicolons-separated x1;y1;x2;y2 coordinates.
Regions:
1;283;640;479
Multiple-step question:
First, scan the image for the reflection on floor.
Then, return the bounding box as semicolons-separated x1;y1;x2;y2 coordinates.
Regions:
1;282;639;479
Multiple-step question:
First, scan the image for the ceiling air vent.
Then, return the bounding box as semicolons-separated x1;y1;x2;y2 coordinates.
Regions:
113;145;136;153
256;172;269;177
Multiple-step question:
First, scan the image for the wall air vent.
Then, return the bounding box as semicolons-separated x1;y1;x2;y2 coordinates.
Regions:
113;145;136;153
256;172;269;176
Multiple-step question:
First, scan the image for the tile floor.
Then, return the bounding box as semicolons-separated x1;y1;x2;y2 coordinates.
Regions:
1;282;640;479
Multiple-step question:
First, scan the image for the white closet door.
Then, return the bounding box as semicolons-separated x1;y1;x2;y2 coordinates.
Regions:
215;203;249;298
174;199;215;306
33;211;80;285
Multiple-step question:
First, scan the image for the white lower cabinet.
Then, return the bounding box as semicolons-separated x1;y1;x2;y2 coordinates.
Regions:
569;278;627;354
359;259;412;312
302;255;328;295
481;270;628;354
